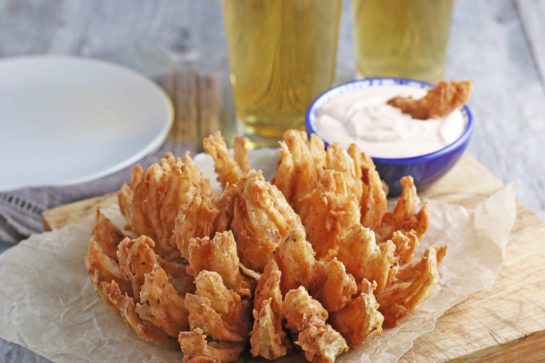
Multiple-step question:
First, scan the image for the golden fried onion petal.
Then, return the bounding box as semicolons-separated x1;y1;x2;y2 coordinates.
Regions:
85;237;132;298
185;293;246;343
283;287;328;336
194;270;251;338
118;152;217;259
101;280;178;349
179;328;245;363
92;208;126;261
297;170;361;257
171;193;219;259
337;225;397;295
377;246;447;328
375;176;429;242
296;317;349;363
284;287;348;362
186;231;251;297
231;170;305;272
348;144;387;229
311;254;357;313
203;131;248;188
135;265;189;337
274;228;316;294
273;130;325;207
250;259;289;359
329;279;384;348
117;236;157;297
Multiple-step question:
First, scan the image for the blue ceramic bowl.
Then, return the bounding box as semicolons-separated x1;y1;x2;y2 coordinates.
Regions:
305;77;473;196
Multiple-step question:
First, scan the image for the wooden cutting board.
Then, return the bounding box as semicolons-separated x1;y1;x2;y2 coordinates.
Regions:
42;152;545;362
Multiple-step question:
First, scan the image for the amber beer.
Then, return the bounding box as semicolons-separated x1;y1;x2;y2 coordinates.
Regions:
352;0;453;82
222;0;342;146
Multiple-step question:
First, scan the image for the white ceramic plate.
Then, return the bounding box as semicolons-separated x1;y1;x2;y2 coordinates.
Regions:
0;56;173;191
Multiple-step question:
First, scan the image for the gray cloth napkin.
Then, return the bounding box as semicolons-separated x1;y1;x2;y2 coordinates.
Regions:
0;145;185;244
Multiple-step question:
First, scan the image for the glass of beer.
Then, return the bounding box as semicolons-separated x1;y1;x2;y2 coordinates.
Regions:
222;0;342;147
352;0;453;82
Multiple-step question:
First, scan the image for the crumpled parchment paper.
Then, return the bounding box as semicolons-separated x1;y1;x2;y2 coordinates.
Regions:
0;149;517;362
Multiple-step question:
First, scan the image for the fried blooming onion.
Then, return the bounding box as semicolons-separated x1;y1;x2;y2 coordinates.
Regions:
85;131;447;362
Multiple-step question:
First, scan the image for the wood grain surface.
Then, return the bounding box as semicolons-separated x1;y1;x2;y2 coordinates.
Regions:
2;0;545;362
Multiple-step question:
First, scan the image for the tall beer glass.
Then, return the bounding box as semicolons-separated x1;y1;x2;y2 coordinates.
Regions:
352;0;453;82
222;0;342;146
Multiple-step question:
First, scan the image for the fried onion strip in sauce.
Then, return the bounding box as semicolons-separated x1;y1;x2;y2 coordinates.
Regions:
387;80;473;119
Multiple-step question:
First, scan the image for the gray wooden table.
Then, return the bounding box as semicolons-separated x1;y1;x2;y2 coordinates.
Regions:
1;0;544;361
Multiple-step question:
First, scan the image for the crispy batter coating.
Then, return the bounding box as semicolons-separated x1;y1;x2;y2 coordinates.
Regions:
284;287;348;362
195;270;251;338
283;287;328;336
179;328;245;363
275;132;389;258
210;182;237;234
273;130;325;207
233;136;250;174
118;152;217;260
274;228;317;294
251;299;290;360
186;231;251;297
274;132;388;232
297;170;361;257
324;143;360;202
391;230;420;265
325;144;361;198
296;317;349;363
157;256;195;296
85;237;132;297
232;170;305;272
348;144;388;229
329;279;384;348
239;262;262;282
92;208;125;261
203;131;249;188
377;246;447;328
337;225;397;295
118;164;144;221
182;152;220;201
185;293;246;342
250;259;289;359
253;259;282;316
272;141;295;203
325;143;356;175
308;132;328;171
101;281;178;349
387;80;473;119
375;176;429;242
171;193;219;259
311;254;357;313
117;236;157;297
135;265;189;337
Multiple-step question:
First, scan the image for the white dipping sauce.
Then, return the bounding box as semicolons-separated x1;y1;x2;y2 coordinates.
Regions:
313;85;466;158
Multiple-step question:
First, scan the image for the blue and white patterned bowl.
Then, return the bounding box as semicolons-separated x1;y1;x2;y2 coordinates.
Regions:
305;77;474;195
